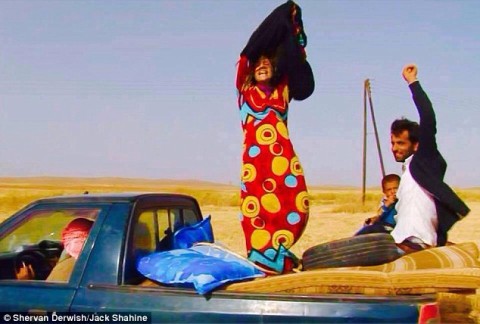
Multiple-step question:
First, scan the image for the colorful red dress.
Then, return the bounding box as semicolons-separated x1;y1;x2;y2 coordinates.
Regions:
236;63;309;274
235;0;314;274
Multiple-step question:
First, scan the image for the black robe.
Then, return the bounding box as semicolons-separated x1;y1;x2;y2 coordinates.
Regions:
240;0;314;101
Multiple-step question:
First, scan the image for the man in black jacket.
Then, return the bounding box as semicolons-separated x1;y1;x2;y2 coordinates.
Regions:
389;64;470;252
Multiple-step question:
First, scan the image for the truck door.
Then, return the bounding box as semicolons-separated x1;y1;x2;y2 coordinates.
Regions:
70;196;230;320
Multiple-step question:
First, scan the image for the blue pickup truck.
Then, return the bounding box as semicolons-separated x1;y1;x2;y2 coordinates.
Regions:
0;193;439;322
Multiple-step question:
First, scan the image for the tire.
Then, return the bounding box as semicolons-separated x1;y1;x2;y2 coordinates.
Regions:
302;233;401;271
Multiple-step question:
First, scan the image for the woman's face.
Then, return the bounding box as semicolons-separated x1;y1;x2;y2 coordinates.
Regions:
254;57;273;85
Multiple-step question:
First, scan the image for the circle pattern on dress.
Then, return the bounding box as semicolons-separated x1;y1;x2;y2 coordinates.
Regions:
262;178;277;192
287;212;301;225
276;122;289;139
248;145;261;158
242;163;257;182
290;156;303;176
256;124;277;145
269;142;283;156
272;229;294;249
272;156;289;176
285;174;298;188
295;191;309;213
251;217;266;229
251;229;271;250
260;193;281;213
241;196;260;218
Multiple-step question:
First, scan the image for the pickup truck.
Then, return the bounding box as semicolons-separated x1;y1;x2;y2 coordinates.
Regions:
0;193;439;322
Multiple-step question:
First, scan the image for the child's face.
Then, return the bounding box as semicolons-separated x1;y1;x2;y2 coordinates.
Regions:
383;180;399;198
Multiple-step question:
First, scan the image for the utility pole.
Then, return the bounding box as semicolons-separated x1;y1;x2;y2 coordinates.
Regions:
362;80;368;204
362;79;386;204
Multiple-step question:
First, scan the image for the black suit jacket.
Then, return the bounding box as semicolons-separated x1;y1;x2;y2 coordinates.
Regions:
408;81;470;246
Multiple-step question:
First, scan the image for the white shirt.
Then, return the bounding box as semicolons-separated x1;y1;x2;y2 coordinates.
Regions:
391;155;438;246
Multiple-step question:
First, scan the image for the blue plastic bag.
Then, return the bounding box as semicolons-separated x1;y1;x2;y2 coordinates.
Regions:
172;215;214;249
137;244;265;294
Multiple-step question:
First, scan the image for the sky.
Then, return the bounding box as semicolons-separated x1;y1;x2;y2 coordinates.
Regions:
0;0;479;188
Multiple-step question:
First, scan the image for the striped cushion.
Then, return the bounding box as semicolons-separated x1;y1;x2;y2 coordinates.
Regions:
389;268;480;294
223;242;480;296
224;269;396;295
354;242;480;272
223;267;480;296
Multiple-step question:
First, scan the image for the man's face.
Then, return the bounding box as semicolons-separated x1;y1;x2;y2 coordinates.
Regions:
391;130;418;162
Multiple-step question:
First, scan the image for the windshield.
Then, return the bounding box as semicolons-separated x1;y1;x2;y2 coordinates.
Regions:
0;207;101;253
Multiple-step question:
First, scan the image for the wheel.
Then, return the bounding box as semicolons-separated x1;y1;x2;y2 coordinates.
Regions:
15;250;54;280
302;233;401;270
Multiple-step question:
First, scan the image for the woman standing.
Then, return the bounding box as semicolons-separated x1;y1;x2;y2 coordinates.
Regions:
236;0;315;273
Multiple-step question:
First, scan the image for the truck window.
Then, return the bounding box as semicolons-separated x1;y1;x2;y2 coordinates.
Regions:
133;207;202;256
170;208;199;230
133;211;157;258
134;208;175;255
182;209;198;226
126;206;202;285
0;208;100;281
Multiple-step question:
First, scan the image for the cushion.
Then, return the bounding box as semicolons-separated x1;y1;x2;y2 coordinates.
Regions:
172;215;214;249
224;267;480;296
351;242;480;272
137;243;265;294
224;269;395;295
388;268;480;293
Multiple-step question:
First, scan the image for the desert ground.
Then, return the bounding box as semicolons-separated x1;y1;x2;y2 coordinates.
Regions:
1;177;478;255
1;177;479;322
205;202;480;257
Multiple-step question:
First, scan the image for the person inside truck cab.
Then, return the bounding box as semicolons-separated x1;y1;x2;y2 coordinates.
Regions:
45;217;94;282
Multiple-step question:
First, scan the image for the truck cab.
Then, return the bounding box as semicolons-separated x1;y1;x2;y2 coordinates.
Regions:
0;193;439;322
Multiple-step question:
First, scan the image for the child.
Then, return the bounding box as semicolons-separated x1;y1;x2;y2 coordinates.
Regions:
355;174;400;236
